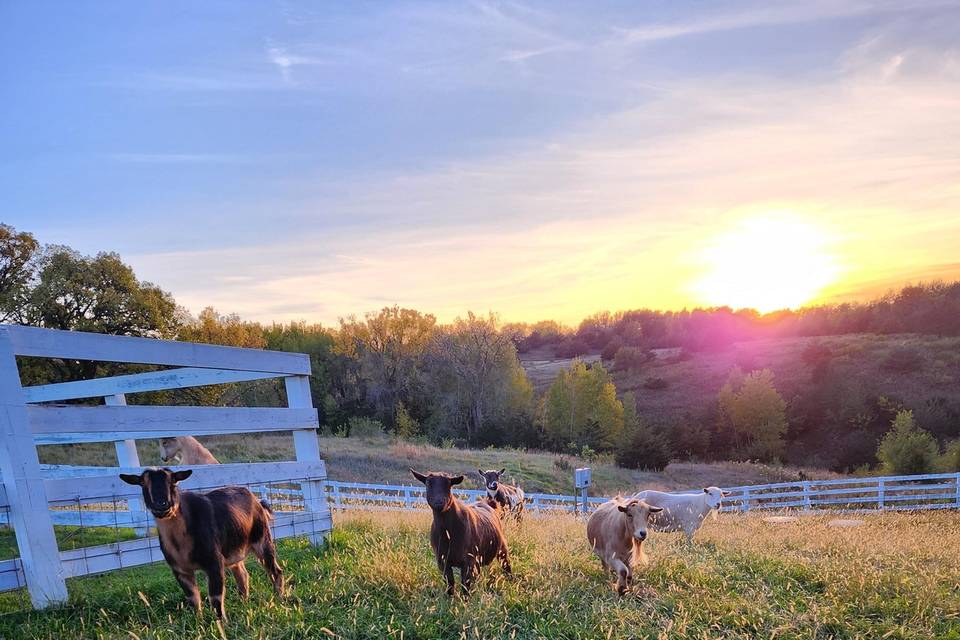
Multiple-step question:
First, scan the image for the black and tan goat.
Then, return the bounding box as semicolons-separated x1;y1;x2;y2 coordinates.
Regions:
411;469;511;596
119;468;284;620
478;468;525;522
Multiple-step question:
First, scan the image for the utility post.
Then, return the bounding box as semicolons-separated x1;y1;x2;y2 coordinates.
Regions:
574;467;592;515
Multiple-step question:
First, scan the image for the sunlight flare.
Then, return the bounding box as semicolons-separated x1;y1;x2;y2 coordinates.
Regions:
692;214;840;312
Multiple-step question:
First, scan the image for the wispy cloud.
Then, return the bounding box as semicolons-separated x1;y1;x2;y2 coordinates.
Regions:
106;153;252;164
613;0;949;44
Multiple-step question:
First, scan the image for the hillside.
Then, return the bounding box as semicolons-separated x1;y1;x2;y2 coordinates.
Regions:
37;434;836;495
521;333;960;470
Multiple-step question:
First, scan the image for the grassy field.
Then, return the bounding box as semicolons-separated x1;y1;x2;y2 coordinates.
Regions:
2;509;958;639
37;434;834;495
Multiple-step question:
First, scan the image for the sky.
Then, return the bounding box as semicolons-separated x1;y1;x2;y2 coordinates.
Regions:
3;1;959;325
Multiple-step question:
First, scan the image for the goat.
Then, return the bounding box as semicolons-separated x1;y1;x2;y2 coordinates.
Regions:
587;497;662;595
159;436;219;465
477;468;525;522
119;468;283;620
411;469;511;596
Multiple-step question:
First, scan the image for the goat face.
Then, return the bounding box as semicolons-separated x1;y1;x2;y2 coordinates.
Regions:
411;469;463;511
617;499;663;543
702;486;731;510
477;468;506;492
120;468;193;519
158;438;181;463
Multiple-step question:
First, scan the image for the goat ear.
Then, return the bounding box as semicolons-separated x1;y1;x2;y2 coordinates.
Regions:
498;468;506;476
410;468;428;484
703;488;710;494
172;469;193;483
450;475;464;486
119;473;142;486
649;506;663;513
617;504;628;513
721;491;732;498
477;469;484;477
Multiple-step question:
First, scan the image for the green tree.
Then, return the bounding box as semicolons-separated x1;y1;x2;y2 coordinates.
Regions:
17;248;179;385
263;322;343;428
541;360;624;452
394;401;419;439
0;224;39;322
429;311;534;446
616;391;671;470
173;307;267;406
876;410;939;474
335;306;436;430
718;367;787;461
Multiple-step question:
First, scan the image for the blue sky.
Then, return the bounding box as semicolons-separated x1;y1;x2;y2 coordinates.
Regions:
3;1;959;324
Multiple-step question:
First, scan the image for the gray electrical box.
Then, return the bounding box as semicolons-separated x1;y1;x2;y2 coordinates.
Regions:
574;467;592;489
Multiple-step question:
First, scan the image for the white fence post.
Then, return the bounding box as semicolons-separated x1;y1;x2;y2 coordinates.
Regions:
741;488;751;512
285;375;329;545
404;486;411;510
0;329;68;608
106;394;148;536
802;481;811;512
878;479;886;510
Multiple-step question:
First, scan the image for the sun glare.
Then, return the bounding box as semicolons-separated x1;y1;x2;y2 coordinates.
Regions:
692;215;840;313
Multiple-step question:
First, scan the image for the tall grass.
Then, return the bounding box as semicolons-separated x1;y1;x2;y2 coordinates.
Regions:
2;509;958;639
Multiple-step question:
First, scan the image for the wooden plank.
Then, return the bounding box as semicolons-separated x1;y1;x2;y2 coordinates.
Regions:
27;405;318;441
23;368;282;403
286;375;328;546
0;558;25;592
106;394;149;537
3;325;310;375
0;330;69;607
43;460;327;504
53;511;331;582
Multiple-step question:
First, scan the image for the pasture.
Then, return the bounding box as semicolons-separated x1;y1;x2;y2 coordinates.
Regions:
3;509;958;639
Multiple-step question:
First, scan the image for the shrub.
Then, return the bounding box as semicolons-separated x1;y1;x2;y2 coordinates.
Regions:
554;337;590;358
600;336;623;361
876;410;939;474
395;402;420;439
670;420;711;460
553;456;573;472
881;346;924;374
717;368;787;462
613;346;651;372
616;424;671;471
643;377;668;390
938;439;960;472
348;416;386;439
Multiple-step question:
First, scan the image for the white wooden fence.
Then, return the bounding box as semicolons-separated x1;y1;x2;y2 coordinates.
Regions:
321;473;960;513
0;325;331;609
16;471;959;528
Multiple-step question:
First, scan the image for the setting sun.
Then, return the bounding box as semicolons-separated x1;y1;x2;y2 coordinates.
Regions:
691;215;840;312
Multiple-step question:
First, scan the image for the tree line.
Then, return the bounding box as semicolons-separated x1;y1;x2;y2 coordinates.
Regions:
509;282;960;360
5;222;959;475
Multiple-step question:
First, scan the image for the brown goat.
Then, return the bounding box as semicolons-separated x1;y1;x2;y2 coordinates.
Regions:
120;468;284;620
411;469;511;596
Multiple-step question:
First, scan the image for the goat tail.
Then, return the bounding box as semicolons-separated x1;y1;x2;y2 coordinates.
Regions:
260;499;275;520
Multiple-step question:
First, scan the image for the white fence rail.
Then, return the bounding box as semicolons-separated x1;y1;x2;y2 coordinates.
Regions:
321;473;960;513
0;325;331;609
15;472;959;529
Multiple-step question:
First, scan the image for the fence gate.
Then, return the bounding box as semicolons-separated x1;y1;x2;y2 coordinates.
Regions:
0;325;332;609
